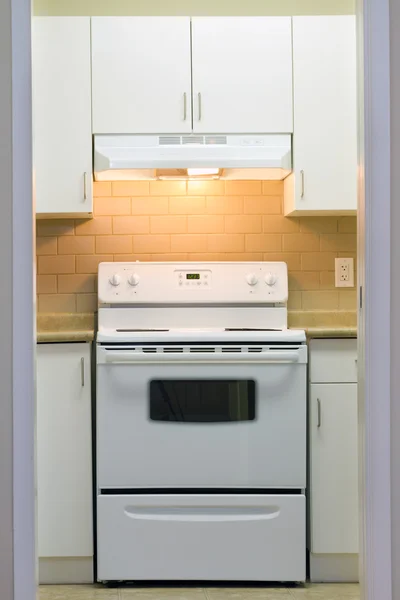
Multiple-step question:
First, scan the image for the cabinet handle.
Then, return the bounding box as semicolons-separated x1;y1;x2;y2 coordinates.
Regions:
183;92;187;121
83;172;88;201
300;170;305;198
198;92;202;121
81;357;85;387
317;398;321;428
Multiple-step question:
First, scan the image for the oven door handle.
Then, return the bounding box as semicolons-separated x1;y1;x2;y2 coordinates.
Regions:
124;505;281;522
102;350;301;364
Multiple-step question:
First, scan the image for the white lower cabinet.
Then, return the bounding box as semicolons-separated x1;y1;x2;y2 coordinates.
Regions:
36;343;93;584
309;339;359;582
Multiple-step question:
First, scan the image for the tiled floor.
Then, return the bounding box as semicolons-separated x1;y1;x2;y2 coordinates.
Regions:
37;584;360;600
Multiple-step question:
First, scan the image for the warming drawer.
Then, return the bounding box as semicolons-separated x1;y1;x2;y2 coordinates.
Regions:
97;494;306;582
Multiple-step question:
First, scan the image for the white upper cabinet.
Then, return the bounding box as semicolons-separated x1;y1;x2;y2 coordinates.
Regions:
91;17;192;134
191;17;293;134
284;16;357;215
33;17;93;217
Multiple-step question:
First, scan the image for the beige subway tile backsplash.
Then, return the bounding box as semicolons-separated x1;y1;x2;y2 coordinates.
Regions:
94;196;131;216
112;216;150;234
76;293;98;313
57;274;96;294
37;219;74;237
93;181;112;197
112;181;150;197
171;234;208;253
76;254;112;274
262;215;299;233
38;255;75;275
38;293;76;313
133;234;170;254
206;196;244;215
58;236;95;255
302;290;339;311
245;234;282;252
36;180;357;315
338;216;357;233
262;181;284;195
36;237;57;255
225;181;262;196
37;274;57;294
225;215;262;234
95;235;132;254
149;181;186;196
283;233;320;252
170;196;205;215
132;196;169;215
244;196;281;215
208;234;244;253
188;215;224;234
187;180;225;196
75;217;112;236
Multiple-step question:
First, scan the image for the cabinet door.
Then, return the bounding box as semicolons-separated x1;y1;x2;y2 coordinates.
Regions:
191;17;293;134
36;343;93;558
310;383;358;554
92;17;192;134
284;16;357;215
33;18;93;217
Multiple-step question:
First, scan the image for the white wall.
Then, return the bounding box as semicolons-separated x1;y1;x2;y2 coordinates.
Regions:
33;0;355;16
0;0;35;598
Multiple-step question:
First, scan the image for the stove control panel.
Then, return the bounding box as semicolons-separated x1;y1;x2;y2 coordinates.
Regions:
98;262;288;305
176;269;212;288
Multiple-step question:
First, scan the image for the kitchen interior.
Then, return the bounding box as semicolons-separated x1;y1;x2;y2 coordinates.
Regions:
33;1;359;599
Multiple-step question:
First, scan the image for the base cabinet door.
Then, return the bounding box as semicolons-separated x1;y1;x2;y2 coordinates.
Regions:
36;343;93;565
33;18;93;217
310;383;358;554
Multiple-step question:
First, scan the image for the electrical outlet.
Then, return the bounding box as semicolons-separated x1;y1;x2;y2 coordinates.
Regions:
335;258;354;288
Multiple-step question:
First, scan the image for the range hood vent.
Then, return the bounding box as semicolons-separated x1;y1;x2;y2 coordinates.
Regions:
94;134;292;181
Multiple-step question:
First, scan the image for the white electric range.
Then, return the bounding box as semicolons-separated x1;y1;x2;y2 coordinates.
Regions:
96;261;307;583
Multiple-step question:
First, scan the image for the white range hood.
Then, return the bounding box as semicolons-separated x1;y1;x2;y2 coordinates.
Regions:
94;134;292;181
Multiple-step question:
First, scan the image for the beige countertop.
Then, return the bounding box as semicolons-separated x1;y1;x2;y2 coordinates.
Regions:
37;313;95;343
36;311;357;343
288;310;357;338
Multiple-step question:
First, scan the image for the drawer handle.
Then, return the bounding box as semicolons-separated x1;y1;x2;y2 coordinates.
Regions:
81;357;85;387
317;398;321;428
300;170;305;198
124;506;281;522
183;92;187;121
83;172;88;201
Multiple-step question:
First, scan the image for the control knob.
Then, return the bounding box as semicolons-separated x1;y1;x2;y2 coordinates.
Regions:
128;273;140;287
109;273;121;287
246;273;259;286
265;272;277;287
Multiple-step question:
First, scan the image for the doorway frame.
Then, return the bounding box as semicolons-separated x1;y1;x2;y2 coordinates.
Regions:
2;0;394;598
357;0;392;599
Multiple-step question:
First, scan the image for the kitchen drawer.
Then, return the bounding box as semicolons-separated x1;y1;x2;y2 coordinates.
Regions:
309;339;357;383
97;494;306;582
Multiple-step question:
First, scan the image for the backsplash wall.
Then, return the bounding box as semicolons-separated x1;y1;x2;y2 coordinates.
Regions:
36;180;357;314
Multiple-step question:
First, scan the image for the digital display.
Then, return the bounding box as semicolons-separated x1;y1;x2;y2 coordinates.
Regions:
186;273;200;280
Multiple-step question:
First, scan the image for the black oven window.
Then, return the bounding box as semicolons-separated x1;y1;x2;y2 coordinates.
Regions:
149;380;256;423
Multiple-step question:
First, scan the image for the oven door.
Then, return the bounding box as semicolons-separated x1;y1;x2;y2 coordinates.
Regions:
96;344;307;489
